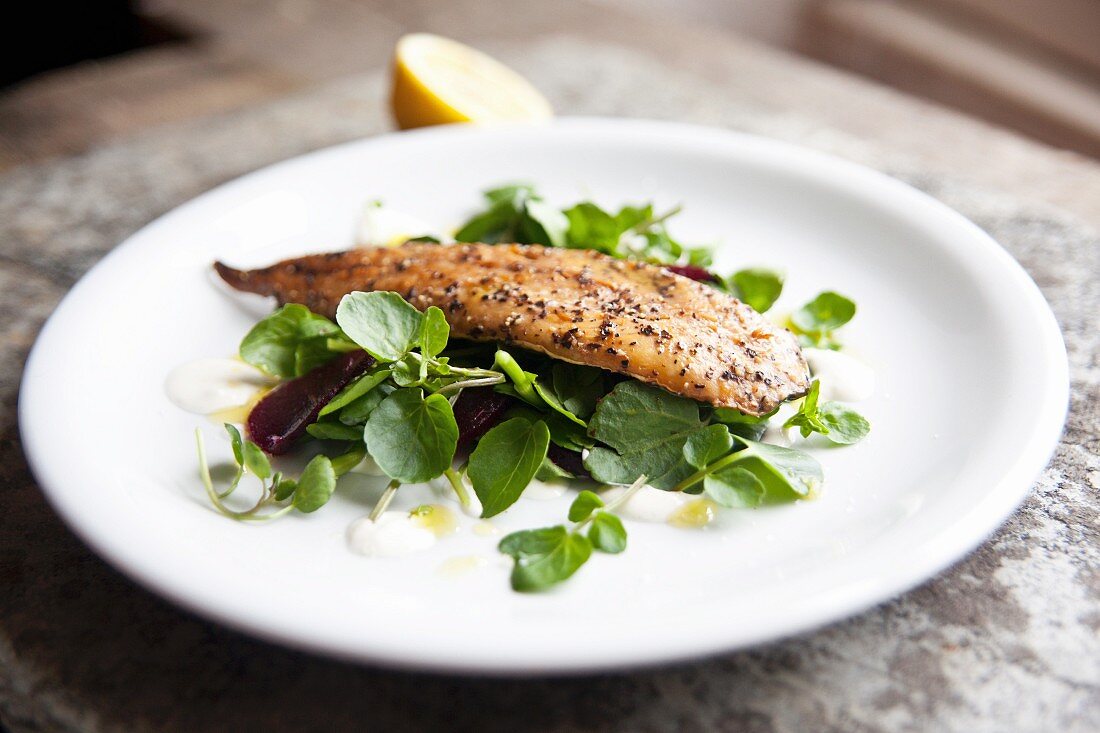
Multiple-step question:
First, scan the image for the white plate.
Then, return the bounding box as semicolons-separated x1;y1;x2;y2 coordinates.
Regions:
19;119;1067;673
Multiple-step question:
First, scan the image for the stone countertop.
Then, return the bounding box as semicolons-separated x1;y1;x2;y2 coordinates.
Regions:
1;31;1098;733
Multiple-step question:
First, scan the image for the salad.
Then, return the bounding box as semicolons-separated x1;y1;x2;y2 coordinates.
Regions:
191;184;870;592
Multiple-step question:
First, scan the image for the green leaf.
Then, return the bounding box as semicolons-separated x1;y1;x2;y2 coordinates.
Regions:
454;199;516;243
790;291;856;347
712;406;775;441
564;202;621;255
292;455;336;513
224;423;244;465
588;512;627;554
419;306;450;359
242;441;271;479
330;444;368;475
550;362;605;419
305;422;363;441
568;490;604;522
683;424;733;469
499;526;593;592
468;418;551;518
336;291;424;362
819;402;871;444
729;268;784;313
531;380;587;427
364;388;458;483
485;183;537;205
522;199;569;247
536;456;574;481
704;466;765;508
319;368;389;416
584;381;704;489
273;478;297;501
731;436;823;500
239;304;342;378
338;384;392;425
784;380;830;438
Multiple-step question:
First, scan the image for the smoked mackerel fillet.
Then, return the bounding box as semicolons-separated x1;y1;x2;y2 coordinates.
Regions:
215;243;810;415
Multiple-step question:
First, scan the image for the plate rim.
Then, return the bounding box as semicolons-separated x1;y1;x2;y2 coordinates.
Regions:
18;117;1070;673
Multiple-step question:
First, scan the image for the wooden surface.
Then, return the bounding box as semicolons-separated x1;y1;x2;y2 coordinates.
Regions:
2;1;1099;731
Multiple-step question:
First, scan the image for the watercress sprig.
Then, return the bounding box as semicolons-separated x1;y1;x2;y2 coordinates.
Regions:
499;475;645;592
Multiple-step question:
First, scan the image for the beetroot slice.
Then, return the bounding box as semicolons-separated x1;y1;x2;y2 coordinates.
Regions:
666;264;718;283
453;388;514;456
547;443;590;478
247;351;374;455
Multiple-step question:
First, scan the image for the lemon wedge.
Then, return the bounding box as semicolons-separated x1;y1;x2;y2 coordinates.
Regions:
391;33;553;129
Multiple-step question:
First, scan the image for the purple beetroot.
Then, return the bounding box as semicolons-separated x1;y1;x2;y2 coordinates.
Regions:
247;351;374;455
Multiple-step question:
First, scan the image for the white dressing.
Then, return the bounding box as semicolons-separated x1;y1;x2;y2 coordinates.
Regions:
356;202;441;247
165;358;274;415
346;512;437;557
523;479;568;501
601;484;688;523
803;348;875;402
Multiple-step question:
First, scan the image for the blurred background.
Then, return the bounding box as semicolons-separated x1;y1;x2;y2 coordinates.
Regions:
1;0;1098;171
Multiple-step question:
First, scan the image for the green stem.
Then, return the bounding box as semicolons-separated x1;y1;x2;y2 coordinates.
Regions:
670;451;747;494
435;374;505;397
573;474;648;533
443;467;472;508
629;204;682;234
370;479;401;521
196;429;291;521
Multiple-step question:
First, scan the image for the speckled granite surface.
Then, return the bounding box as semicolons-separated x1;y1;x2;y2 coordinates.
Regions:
1;39;1098;733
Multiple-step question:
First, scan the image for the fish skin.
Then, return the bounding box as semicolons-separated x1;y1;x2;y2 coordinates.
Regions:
214;243;810;415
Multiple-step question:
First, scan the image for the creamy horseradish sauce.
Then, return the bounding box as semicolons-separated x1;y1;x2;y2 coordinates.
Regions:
165;358;274;417
346;504;458;558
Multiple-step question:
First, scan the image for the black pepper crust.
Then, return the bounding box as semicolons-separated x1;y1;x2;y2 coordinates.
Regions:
214;243;810;415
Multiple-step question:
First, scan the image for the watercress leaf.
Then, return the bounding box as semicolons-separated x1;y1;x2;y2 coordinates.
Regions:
819;402;871;444
564;202;621;254
305;422;364;441
419;306;450;359
536;455;574;481
532;380;587;427
336;291;424;362
224;423;244;465
454;199;515;243
551;362;605;419
783;381;830;438
683;424;733;468
732;437;823;500
704;466;765;508
468;418;551;518
568;489;604;522
522;199;569;247
338;384;392;425
712;406;775;441
292;336;342;377
330;444;368;476
242;441;271;479
588;512;627;554
730;268;784;313
584;381;704;489
484;183;537;205
292;455;336;513
319;368;390;416
273;478;297;501
240;304;342;378
499;526;593;592
390;355;423;387
364;388;458;483
791;291;856;336
612;203;652;232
